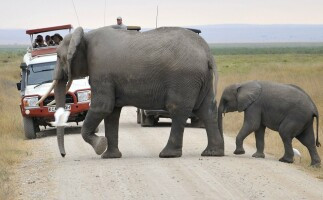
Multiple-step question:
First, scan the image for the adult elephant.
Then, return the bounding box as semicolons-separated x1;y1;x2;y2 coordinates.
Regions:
38;26;224;158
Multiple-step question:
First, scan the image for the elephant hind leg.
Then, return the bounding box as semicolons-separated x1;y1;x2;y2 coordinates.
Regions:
193;91;224;156
81;110;107;155
278;118;303;164
296;124;321;167
159;100;194;158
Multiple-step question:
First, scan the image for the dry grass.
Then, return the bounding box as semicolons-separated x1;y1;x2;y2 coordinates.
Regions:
0;51;29;200
216;53;323;178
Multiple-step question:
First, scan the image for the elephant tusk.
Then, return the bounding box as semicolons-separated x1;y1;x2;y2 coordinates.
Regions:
36;80;57;105
47;81;73;106
65;80;73;93
47;100;56;106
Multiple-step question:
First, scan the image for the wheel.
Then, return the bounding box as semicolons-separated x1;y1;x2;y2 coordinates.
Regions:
140;110;155;127
137;109;141;124
191;117;204;128
23;117;37;139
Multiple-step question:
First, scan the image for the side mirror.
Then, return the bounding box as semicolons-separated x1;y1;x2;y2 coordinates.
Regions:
20;62;27;70
16;82;21;91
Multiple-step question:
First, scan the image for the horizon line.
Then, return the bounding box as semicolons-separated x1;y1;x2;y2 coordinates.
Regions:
1;23;323;30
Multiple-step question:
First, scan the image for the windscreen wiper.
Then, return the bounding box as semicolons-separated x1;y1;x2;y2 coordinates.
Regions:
34;80;53;88
32;68;54;73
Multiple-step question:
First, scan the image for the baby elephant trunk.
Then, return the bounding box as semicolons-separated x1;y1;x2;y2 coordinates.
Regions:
218;99;224;139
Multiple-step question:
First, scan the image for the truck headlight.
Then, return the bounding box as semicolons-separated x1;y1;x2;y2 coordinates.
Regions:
77;90;91;102
23;96;39;108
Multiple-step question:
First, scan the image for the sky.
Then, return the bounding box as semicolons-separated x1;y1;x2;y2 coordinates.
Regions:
0;0;323;29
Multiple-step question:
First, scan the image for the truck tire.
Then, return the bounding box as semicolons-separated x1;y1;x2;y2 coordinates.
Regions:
137;109;141;124
140;110;155;127
23;117;37;139
191;117;205;128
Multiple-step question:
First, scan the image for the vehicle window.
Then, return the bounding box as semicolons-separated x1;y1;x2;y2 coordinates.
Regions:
27;62;56;85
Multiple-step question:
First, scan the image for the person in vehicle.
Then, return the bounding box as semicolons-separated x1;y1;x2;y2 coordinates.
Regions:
45;35;55;46
114;16;127;30
52;33;63;45
33;35;47;48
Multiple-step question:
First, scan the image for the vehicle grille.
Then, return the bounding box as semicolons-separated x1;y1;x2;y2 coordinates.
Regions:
43;94;74;106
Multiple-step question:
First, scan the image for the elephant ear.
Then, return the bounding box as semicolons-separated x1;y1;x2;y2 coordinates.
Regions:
237;81;262;112
67;27;85;82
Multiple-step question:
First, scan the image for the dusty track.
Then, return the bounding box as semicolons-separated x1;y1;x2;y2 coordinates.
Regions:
14;107;323;200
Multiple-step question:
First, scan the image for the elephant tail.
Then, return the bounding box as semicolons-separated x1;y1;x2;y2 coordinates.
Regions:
314;113;321;147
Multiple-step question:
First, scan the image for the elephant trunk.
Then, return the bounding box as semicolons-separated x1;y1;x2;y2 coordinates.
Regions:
55;80;68;157
218;98;224;139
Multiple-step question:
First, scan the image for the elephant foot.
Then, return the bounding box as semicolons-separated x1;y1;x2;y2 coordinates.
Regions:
234;148;245;155
310;159;321;168
252;152;265;158
201;147;224;157
310;162;321;168
101;148;122;159
159;148;182;158
279;156;294;164
93;136;107;155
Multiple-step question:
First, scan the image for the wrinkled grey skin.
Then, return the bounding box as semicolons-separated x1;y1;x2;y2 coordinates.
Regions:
218;81;321;167
54;26;224;158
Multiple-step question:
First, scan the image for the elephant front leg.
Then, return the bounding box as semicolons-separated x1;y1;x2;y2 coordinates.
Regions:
159;115;188;158
234;123;256;155
234;111;260;155
252;125;266;158
81;110;107;155
101;107;122;159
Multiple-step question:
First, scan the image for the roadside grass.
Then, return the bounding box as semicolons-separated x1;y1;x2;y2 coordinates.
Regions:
0;51;28;200
215;53;323;178
210;42;323;55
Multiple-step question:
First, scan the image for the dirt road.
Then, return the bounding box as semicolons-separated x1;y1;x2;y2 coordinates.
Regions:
14;107;323;200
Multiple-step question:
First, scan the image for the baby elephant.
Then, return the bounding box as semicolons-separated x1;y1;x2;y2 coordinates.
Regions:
218;81;321;167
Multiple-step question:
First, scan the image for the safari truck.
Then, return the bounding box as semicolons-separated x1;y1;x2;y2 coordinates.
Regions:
17;25;92;139
137;28;204;128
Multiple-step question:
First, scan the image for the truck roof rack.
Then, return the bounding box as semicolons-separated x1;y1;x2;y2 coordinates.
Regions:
127;26;141;31
26;24;73;35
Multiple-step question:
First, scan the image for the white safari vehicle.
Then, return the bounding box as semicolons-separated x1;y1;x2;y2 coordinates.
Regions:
17;25;91;139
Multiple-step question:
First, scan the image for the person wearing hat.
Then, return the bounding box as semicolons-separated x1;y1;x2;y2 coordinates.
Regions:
115;16;127;30
52;33;63;45
33;35;47;48
45;35;55;46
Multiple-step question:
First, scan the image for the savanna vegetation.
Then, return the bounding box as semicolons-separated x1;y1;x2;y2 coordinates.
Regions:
0;43;322;198
0;47;28;199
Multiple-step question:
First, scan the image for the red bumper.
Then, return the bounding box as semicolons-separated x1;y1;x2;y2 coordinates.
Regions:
20;91;90;121
20;103;89;118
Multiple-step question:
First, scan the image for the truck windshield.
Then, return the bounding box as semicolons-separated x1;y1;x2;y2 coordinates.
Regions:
27;62;56;85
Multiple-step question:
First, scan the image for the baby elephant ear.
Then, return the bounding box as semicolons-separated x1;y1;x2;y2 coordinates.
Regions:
237;81;262;112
